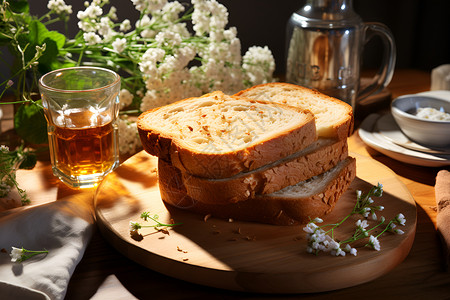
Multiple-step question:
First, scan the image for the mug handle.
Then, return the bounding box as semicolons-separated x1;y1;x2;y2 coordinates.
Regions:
357;22;396;101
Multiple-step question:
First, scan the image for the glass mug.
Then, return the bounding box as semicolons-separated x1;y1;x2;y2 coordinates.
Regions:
286;0;396;110
39;67;120;189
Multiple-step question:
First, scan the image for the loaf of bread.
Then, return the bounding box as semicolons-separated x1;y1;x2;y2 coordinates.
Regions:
235;82;354;140
137;91;317;179
158;157;356;225
138;84;356;225
181;138;348;204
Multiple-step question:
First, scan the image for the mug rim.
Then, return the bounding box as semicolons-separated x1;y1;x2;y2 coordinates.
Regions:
39;66;120;93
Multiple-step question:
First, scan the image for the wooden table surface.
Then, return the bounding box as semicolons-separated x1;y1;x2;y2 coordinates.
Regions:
2;69;450;299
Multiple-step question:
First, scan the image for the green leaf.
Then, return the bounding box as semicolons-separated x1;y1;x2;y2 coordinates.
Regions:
18;151;36;169
14;100;48;145
37;38;58;74
6;0;29;13
28;20;65;49
27;20;45;45
44;30;65;50
19;21;66;73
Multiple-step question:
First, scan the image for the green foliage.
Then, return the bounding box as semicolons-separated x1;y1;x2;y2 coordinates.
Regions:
0;144;35;204
1;0;70;145
24;20;66;73
14;100;48;145
5;0;29;14
12;20;67;75
18;149;36;169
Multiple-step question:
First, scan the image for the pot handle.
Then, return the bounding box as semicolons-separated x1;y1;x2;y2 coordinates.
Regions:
357;22;397;101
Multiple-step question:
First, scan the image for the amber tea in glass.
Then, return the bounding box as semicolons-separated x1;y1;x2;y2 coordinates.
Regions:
39;67;120;189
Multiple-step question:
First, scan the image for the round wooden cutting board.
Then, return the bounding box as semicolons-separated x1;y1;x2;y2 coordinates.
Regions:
94;151;416;294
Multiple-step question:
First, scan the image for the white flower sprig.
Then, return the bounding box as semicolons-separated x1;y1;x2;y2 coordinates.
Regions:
10;247;49;263
303;183;407;256
130;211;182;236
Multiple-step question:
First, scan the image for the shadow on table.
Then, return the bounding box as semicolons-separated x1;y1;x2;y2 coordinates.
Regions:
363;145;449;186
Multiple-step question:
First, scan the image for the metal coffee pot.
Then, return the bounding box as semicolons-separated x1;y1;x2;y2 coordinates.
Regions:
286;0;396;110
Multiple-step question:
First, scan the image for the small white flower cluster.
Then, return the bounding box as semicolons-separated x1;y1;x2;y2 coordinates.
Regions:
354;185;385;220
117;89;140;153
9;246;49;263
136;0;274;111
117;117;141;154
47;0;72;15
77;0;123;45
132;0;167;13
138;0;243;111
303;184;406;257
112;38;127;54
129;211;182;236
304;219;358;257
395;213;406;225
134;1;187;39
9;247;23;262
119;89;134;110
243;46;276;86
129;220;141;234
387;213;406;235
0;144;9;153
368;235;381;251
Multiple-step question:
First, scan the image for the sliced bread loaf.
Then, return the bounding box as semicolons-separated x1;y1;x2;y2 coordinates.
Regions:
181;138;348;204
158;156;356;225
138;91;317;179
235;82;354;140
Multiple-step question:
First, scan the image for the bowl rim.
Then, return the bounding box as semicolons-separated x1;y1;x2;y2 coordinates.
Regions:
391;94;450;124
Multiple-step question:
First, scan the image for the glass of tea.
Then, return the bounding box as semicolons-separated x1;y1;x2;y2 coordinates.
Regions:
38;67;120;189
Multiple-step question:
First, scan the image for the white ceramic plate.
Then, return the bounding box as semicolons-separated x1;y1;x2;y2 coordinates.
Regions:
376;114;450;155
359;113;450;167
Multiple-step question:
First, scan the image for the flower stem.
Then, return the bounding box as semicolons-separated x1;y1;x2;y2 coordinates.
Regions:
375;220;394;238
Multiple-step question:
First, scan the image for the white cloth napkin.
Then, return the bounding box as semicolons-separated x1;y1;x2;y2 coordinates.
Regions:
0;192;94;300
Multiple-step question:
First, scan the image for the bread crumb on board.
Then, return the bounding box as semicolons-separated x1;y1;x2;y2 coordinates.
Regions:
177;246;188;254
177;246;186;252
204;214;212;222
244;235;256;241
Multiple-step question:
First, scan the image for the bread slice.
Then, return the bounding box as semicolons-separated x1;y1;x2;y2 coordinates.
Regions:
235;82;354;140
158;157;356;225
181;138;348;204
137;91;317;179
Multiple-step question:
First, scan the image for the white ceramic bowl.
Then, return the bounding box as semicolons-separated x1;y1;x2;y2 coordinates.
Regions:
391;91;450;148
